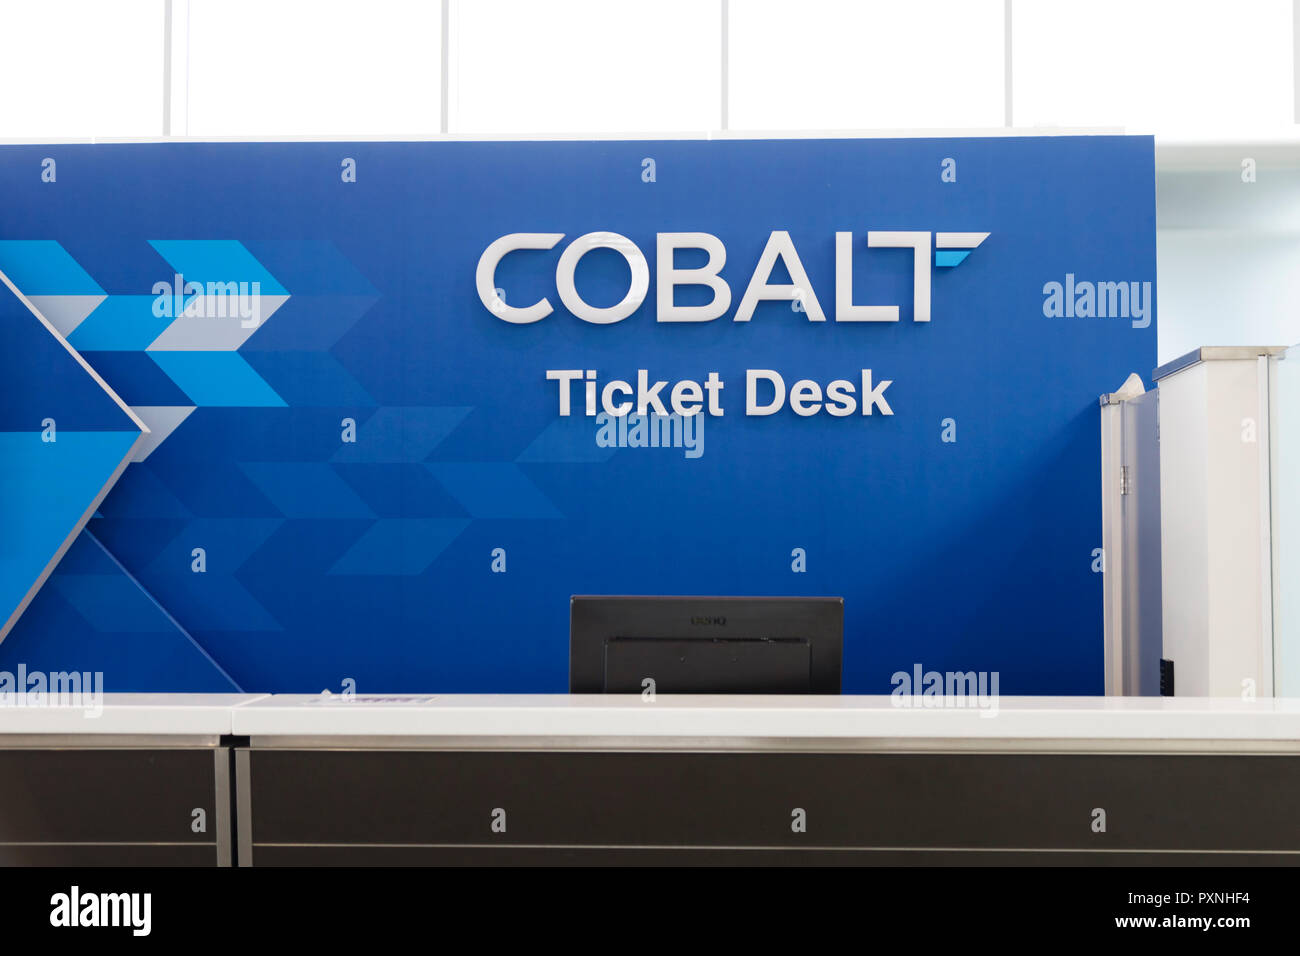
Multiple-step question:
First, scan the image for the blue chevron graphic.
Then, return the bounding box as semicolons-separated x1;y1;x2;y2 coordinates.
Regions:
0;532;241;691
0;272;142;640
0;238;296;428
148;240;288;294
0;240;103;295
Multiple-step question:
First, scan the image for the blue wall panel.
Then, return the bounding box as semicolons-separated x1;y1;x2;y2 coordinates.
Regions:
0;137;1156;694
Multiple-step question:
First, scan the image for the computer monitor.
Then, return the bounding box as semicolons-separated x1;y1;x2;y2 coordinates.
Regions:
570;596;843;694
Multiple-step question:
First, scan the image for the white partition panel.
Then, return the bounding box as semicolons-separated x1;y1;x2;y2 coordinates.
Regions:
1273;344;1300;696
1156;347;1283;696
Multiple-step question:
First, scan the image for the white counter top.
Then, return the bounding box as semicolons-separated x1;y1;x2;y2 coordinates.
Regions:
0;693;267;736
1;694;1298;744
229;694;1300;743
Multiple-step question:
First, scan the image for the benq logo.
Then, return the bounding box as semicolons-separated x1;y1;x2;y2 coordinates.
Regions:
477;230;988;326
690;616;727;626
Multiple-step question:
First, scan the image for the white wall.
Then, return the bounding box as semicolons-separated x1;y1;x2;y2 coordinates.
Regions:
1157;160;1300;365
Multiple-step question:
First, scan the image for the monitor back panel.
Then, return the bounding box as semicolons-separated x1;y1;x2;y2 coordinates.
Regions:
570;596;843;694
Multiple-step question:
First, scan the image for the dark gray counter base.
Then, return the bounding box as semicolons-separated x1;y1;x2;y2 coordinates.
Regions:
0;746;229;867
238;748;1300;866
